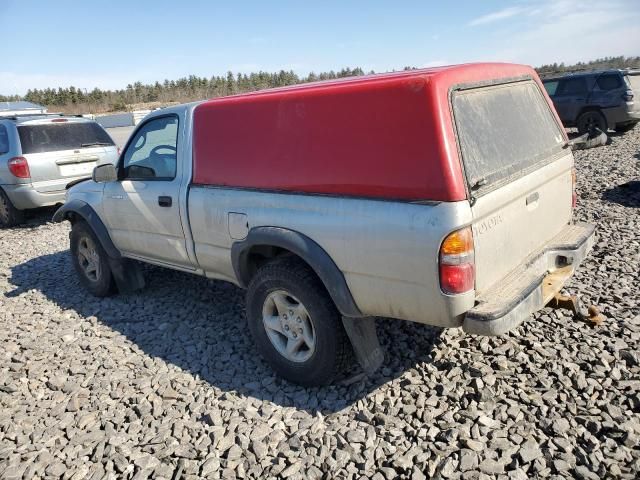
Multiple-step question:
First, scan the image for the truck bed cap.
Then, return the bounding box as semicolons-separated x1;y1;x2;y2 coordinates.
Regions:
193;62;543;202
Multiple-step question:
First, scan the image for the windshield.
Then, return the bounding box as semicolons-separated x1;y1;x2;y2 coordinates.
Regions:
452;80;565;191
17;122;114;154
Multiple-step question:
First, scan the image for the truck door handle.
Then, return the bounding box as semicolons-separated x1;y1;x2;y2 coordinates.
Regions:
158;196;172;207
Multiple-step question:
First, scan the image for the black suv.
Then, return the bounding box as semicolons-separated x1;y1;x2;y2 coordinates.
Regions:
542;69;640;134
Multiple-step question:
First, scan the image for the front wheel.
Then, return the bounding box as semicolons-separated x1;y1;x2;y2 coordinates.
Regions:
246;256;353;386
577;110;607;135
0;188;25;228
70;221;116;297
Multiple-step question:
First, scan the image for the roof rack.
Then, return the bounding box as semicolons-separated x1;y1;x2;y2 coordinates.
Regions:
539;66;640;78
0;112;85;121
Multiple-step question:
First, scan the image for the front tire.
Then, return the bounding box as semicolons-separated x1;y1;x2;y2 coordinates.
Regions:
70;221;116;297
246;256;353;386
577;110;607;135
0;188;25;228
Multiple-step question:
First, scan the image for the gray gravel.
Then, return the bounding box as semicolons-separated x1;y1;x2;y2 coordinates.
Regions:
1;128;639;479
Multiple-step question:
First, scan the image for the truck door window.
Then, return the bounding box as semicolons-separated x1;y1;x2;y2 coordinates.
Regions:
121;116;179;180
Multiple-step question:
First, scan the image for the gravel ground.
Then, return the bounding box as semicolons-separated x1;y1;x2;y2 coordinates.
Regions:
1;129;639;480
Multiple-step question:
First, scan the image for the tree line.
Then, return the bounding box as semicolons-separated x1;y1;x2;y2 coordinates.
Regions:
3;56;639;114
536;55;640;77
3;68;368;114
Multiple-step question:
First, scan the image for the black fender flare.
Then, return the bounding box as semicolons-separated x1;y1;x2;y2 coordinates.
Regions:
231;226;362;318
52;200;121;259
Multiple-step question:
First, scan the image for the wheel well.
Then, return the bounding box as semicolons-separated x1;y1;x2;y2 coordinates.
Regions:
65;211;79;224
244;245;298;284
577;106;603;119
231;227;363;317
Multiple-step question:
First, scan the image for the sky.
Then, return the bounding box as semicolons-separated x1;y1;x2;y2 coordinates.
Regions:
1;0;639;95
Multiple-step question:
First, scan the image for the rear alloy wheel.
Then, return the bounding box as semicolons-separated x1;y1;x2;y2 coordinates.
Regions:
262;290;317;363
70;221;115;297
246;256;353;386
577;110;607;135
0;188;25;228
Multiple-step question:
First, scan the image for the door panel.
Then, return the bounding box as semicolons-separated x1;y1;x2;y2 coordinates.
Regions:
103;179;190;266
102;114;191;268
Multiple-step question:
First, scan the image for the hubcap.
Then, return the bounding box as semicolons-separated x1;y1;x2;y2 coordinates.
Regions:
262;290;316;363
77;235;101;282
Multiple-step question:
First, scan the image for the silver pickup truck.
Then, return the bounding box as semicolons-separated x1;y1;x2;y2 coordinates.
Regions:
54;63;596;386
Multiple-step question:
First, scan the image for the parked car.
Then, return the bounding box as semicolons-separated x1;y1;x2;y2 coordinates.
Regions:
542;69;640;134
54;63;596;386
0;114;118;227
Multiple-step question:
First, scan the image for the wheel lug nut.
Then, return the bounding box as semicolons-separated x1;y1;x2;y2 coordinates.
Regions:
283;314;287;320
285;325;289;330
293;332;297;338
297;317;301;323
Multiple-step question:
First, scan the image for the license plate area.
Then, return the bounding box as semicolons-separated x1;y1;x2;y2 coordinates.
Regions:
58;161;96;177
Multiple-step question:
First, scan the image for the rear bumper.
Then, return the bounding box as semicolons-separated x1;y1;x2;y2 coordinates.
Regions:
1;183;66;210
462;222;595;336
626;111;640;121
603;105;640;127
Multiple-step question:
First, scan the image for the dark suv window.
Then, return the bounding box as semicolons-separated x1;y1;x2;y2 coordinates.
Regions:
596;74;622;91
556;77;588;96
18;122;114;154
0;125;9;154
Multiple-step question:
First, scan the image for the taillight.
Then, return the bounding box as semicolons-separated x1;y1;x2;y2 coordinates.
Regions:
8;156;30;179
622;89;634;101
439;227;475;294
571;168;577;209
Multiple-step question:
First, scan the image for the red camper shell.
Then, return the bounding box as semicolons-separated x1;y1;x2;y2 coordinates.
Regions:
192;63;559;202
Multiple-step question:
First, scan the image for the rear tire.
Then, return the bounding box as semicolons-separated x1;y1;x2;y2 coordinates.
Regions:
70;221;116;297
577;110;607;135
0;188;25;228
246;256;353;386
614;122;637;133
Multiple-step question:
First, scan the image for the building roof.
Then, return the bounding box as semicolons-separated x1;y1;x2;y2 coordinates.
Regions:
0;101;45;111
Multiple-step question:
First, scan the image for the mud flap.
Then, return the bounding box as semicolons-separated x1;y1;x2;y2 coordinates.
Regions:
108;258;145;294
341;317;384;374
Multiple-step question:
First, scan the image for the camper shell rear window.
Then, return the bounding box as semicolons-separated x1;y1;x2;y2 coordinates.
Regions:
452;80;565;193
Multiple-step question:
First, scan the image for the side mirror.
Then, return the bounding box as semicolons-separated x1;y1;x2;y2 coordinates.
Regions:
92;163;117;183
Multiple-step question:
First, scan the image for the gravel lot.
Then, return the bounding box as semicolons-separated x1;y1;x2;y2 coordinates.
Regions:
1;129;639;479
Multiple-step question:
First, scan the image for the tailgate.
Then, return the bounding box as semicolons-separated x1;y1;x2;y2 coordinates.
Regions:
451;79;572;294
24;147;116;193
